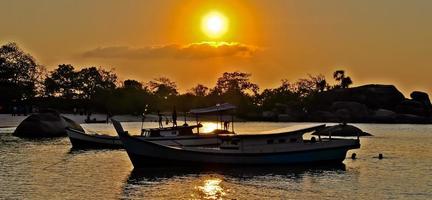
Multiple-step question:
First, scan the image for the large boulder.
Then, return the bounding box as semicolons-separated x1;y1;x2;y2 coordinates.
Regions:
330;101;369;121
309;111;339;122
313;124;372;137
395;114;429;124
13;111;84;138
396;99;430;117
369;109;397;123
410;91;432;115
411;91;432;107
310;84;405;111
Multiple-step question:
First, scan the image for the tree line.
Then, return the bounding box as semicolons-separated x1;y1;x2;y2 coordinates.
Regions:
0;42;353;117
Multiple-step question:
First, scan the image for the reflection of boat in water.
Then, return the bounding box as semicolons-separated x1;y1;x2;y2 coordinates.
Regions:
118;105;361;167
126;163;346;181
122;164;346;199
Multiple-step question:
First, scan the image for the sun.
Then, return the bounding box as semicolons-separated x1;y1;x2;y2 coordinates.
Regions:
202;11;228;39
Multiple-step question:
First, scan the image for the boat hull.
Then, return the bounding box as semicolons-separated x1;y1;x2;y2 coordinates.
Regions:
67;129;123;149
119;131;360;168
66;128;220;149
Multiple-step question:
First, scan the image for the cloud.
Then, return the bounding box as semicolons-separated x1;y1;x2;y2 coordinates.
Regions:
82;42;259;60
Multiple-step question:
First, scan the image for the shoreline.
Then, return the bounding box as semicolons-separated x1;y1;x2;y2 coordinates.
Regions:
1;113;431;129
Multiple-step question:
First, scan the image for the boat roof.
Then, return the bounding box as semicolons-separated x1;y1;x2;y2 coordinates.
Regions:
218;124;326;138
143;124;202;131
189;103;236;115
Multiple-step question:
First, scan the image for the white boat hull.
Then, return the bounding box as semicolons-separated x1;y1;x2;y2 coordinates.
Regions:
118;130;361;167
66;128;220;149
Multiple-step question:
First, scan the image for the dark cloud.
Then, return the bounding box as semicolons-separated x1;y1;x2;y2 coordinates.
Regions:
82;42;259;59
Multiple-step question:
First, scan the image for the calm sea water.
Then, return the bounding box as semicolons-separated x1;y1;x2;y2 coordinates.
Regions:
0;122;431;199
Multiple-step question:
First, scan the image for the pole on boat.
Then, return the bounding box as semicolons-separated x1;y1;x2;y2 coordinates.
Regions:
196;114;199;134
231;113;234;134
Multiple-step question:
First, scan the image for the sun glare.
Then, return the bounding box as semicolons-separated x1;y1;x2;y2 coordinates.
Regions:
202;11;228;39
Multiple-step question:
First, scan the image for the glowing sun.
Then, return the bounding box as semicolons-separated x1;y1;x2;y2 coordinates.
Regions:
202;11;228;39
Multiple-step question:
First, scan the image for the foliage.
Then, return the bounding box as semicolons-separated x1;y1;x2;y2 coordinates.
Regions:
189;84;209;96
212;71;259;96
1;42;360;119
147;77;178;97
333;70;353;89
0;42;44;103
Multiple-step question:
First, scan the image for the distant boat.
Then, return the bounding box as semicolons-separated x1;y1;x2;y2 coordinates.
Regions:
117;123;361;168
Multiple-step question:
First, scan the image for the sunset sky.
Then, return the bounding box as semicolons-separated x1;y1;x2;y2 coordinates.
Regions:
1;0;431;95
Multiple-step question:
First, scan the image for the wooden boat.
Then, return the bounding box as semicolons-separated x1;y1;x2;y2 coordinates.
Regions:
67;103;237;149
66;123;224;149
117;124;361;168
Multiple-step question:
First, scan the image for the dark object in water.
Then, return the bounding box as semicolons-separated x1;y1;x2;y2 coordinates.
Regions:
84;118;107;124
378;153;383;159
13;110;84;138
351;153;357;159
312;124;373;137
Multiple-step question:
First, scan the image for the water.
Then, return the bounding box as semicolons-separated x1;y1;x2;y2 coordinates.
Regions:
0;122;431;199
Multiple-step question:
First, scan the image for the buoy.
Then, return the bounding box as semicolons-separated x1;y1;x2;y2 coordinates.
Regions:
378;153;383;159
351;153;357;159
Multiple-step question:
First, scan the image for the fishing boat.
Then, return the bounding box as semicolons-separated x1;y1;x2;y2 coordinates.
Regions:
66;124;219;149
67;103;237;149
118;123;361;167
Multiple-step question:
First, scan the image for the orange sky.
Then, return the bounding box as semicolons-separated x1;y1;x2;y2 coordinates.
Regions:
1;0;431;96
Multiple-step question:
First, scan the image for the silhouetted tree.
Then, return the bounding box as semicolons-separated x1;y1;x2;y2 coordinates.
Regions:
213;71;259;95
333;70;353;89
0;42;44;104
123;79;143;90
190;84;209;96
76;67;117;99
147;77;178;97
44;64;78;98
258;79;298;111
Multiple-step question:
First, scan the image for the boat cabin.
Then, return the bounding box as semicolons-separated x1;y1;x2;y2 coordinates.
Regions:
218;124;326;151
141;124;202;137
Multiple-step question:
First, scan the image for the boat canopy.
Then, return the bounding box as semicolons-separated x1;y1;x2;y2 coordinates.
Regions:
189;103;236;115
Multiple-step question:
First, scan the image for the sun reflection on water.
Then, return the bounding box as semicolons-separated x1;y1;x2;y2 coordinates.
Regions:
201;122;219;133
195;178;226;200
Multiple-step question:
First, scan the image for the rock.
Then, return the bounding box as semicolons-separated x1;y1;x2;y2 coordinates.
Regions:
395;114;429;124
410;91;432;116
310;111;339;122
313;124;372;137
262;111;277;119
310;84;405;111
369;109;397;123
331;101;369;120
62;116;85;131
335;109;351;122
277;114;298;122
396;100;429;117
13;111;84;138
411;91;432;107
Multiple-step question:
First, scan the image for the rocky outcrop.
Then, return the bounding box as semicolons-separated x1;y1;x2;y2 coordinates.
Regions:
396;99;430;117
313;124;372;137
13;111;84;138
311;84;405;111
330;101;369;121
369;109;397;122
411;91;432;107
310;111;339;122
260;84;432;124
